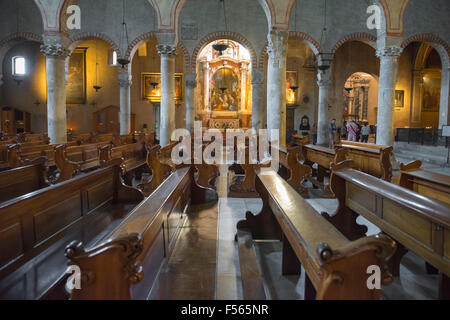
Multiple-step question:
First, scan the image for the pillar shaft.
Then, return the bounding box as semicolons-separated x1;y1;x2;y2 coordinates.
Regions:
376;47;402;146
439;66;450;128
252;69;264;131
317;68;331;146
41;42;70;144
118;73;132;135
185;73;197;132
158;45;176;147
266;30;287;145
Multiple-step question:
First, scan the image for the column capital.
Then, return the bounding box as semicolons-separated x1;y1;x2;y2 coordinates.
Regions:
40;43;70;59
251;69;264;85
317;69;331;88
40;34;71;59
185;73;197;88
316;53;334;69
267;30;288;68
118;73;132;87
376;46;403;58
157;44;176;57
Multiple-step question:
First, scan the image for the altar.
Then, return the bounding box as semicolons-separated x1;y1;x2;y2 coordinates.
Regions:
209;118;240;129
196;40;253;131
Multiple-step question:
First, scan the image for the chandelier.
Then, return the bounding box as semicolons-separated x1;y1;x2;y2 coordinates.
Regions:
317;0;333;71
117;0;130;68
212;0;229;56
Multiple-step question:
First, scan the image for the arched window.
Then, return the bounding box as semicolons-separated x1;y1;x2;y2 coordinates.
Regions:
12;56;26;75
112;51;117;66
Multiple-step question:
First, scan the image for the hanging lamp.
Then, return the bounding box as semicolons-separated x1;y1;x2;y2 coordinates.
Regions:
212;0;229;56
117;0;130;68
317;0;333;71
289;0;299;93
150;50;159;89
93;39;102;92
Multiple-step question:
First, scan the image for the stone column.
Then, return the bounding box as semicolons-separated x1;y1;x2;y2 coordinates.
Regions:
157;44;176;147
185;73;197;131
317;68;331;146
118;72;132;135
240;61;249;111
266;30;288;145
376;47;402;146
40;41;70;144
439;66;450;128
251;69;264;131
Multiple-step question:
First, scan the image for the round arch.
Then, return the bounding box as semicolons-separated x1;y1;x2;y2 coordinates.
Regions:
68;32;121;55
332;32;377;54
191;31;258;74
258;31;321;70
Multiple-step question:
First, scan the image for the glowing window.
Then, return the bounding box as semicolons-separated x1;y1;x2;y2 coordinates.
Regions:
13;56;26;75
112;51;117;65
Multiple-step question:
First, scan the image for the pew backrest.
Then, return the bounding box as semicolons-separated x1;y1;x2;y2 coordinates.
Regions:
330;166;450;277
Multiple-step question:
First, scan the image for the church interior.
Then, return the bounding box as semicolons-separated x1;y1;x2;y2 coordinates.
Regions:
0;0;449;302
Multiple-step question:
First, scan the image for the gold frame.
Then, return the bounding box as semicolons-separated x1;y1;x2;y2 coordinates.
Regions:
141;72;183;103
67;48;87;104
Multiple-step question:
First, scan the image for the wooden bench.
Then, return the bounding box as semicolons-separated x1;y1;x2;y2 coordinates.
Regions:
399;161;450;206
65;166;218;300
0;157;49;203
137;144;176;196
328;162;450;299
273;145;311;197
300;144;348;196
336;141;393;181
0;162;145;299
99;142;147;186
229;145;271;197
53;142;113;183
292;133;310;146
236;168;396;300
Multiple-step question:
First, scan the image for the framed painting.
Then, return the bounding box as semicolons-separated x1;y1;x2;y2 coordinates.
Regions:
422;77;440;112
142;73;183;103
394;90;404;108
286;71;298;105
66;48;87;104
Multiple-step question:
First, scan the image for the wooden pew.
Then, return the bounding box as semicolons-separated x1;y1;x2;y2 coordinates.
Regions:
92;133;114;143
100;142;147;185
0;162;145;300
328;162;450;299
292;133;310;146
336;141;393;181
53;142;112;183
300;144;348;196
18;133;50;144
399;161;450;206
137;144;176;196
65;166;218;300
7;142;79;169
273;145;312;197
236;168;396;300
229;145;271;197
0;157;49;203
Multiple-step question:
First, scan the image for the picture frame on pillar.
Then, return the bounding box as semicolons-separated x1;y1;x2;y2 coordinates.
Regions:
141;73;183;103
66;48;87;104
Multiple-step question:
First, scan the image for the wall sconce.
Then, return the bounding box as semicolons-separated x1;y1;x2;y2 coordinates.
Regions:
34;100;41;107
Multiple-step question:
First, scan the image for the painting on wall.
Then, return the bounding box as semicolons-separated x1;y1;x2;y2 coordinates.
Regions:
210;68;240;112
422;78;441;112
142;73;183;103
66;48;87;104
286;71;298;105
394;90;404;108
